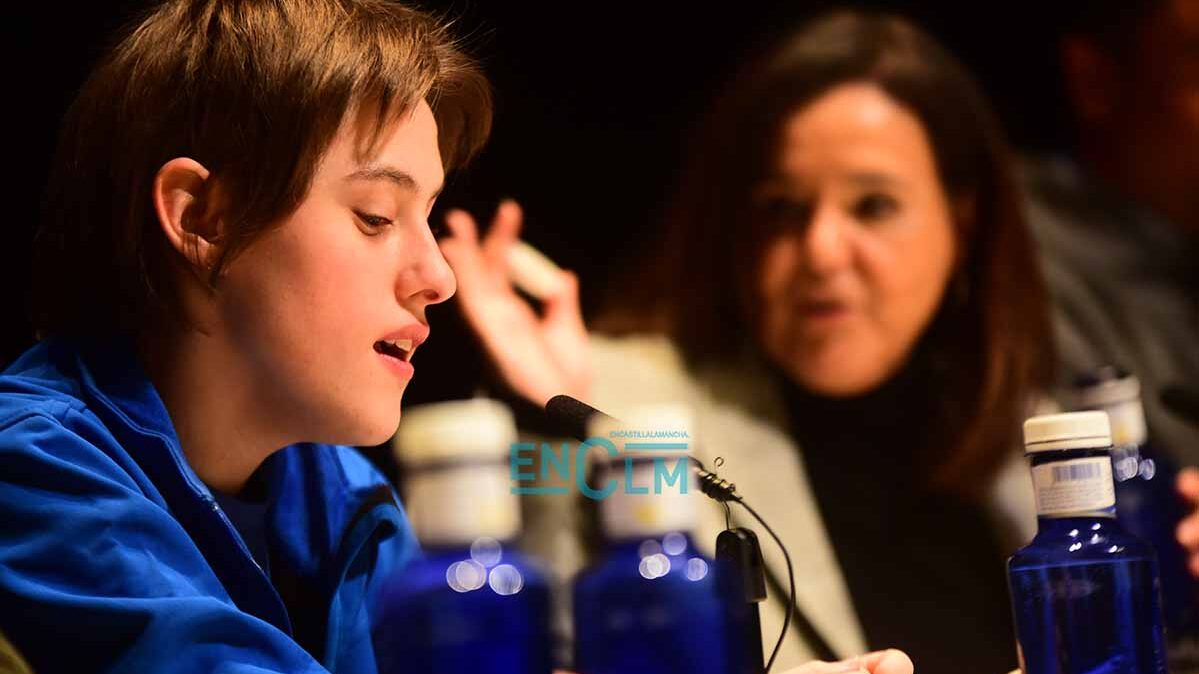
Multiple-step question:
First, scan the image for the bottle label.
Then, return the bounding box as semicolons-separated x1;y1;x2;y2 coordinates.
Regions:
1031;457;1115;516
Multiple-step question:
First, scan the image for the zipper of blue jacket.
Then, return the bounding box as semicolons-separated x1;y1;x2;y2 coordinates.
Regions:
77;348;295;635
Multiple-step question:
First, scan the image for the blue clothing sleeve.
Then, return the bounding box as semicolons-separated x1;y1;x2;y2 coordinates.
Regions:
0;411;330;674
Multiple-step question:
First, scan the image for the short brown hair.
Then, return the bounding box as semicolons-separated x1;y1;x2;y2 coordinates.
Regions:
602;11;1053;497
33;0;492;338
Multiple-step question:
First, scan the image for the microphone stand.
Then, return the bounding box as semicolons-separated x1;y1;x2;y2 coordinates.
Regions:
716;526;769;674
543;395;829;674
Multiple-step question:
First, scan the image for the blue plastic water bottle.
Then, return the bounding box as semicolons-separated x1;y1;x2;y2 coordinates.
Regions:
1071;368;1199;642
373;399;553;674
573;405;738;674
1008;411;1168;674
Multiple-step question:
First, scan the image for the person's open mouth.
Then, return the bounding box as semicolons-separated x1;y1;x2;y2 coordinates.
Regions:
374;338;414;362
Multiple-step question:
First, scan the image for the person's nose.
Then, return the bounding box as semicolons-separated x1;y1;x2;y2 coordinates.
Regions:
800;202;853;278
398;224;457;311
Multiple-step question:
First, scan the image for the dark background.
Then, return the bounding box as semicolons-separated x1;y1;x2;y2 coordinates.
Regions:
9;1;1075;407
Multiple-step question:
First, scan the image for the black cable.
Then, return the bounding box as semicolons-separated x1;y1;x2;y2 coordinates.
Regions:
760;558;839;662
693;458;794;674
537;398;835;670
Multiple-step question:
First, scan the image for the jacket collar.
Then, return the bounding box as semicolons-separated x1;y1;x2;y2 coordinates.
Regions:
66;334;217;500
64;333;402;547
60;334;407;649
63;334;296;631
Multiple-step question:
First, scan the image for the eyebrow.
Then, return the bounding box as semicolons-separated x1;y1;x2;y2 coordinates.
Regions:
345;165;444;200
846;172;903;189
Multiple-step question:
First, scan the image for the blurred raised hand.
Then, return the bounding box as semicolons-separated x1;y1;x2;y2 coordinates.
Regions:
439;200;591;407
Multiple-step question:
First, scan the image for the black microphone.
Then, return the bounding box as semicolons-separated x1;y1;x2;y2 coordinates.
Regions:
544;394;616;442
544;395;742;502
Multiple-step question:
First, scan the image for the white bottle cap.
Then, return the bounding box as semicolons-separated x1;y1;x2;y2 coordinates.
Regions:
394;398;516;465
392;399;521;545
1071;372;1141;409
1023;411;1112;453
587;403;699;539
1068;370;1148;447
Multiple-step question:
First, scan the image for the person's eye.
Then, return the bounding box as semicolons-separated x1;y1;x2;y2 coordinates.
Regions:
354;210;393;234
428;220;448;239
851;192;899;222
759;196;812;226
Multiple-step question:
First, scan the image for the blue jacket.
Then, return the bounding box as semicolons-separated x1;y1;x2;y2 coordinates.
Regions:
0;337;419;673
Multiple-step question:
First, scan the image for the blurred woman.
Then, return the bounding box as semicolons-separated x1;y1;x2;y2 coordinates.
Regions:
442;9;1194;673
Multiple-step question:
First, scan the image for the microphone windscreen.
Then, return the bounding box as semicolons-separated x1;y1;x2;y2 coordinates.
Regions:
544;395;617;441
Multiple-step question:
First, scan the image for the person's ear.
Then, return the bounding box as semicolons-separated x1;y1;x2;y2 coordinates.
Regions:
1061;36;1119;127
153;158;223;278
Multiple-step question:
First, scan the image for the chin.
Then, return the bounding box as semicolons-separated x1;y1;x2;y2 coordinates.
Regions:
778;336;903;398
358;414;403;447
786;360;892;398
318;405;402;448
798;377;877;398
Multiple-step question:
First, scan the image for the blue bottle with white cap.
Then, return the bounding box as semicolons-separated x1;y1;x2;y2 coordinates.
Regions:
1071;368;1199;641
1007;411;1168;674
572;405;739;674
372;399;553;674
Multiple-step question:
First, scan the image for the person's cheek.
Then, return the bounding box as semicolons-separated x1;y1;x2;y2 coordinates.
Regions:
855;236;899;360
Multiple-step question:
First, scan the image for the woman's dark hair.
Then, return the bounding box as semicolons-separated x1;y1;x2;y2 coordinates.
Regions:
602;10;1053;497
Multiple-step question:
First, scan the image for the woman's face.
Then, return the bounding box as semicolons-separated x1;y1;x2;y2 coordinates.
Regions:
215;100;454;446
753;83;958;397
